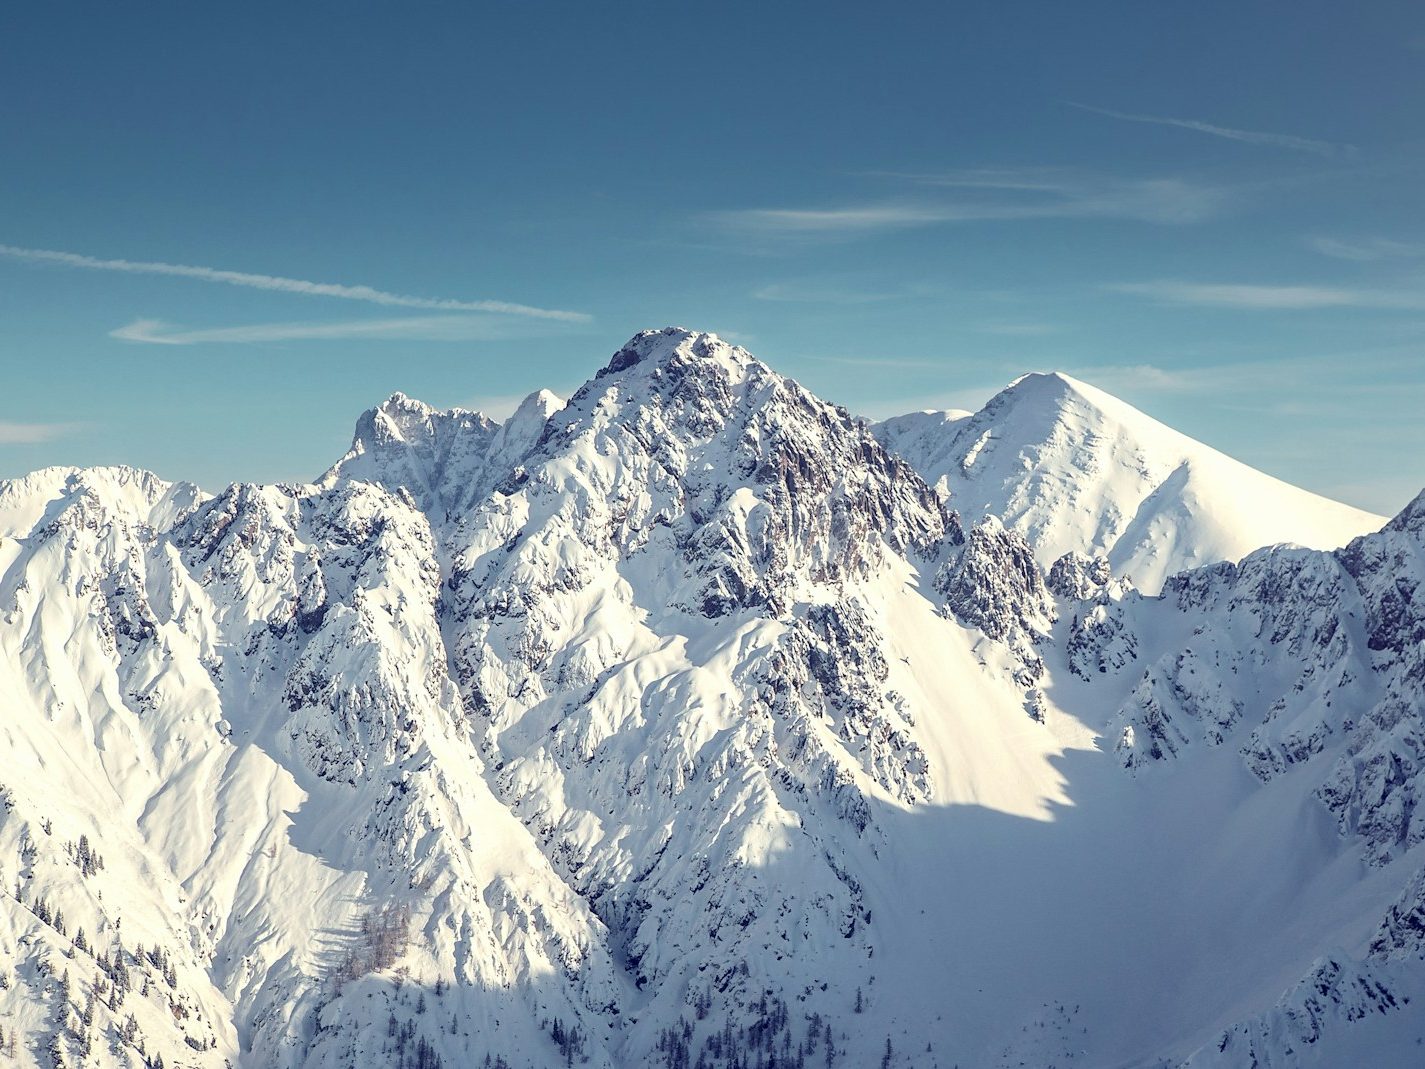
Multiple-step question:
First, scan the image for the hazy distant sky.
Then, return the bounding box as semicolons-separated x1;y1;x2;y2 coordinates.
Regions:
1;1;1423;513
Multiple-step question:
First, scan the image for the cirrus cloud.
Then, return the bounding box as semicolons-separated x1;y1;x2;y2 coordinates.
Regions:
1307;236;1425;262
0;420;85;444
1067;102;1348;156
713;170;1228;238
109;314;575;345
0;243;591;322
1106;280;1425;311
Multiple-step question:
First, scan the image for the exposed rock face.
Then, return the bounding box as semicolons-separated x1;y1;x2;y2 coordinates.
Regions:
1104;508;1425;870
0;328;1420;1069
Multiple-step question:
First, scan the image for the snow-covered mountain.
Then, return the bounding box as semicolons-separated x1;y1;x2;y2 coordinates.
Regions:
876;371;1385;593
0;328;1420;1069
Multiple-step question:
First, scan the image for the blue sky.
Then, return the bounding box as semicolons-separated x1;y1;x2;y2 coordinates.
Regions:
1;1;1423;512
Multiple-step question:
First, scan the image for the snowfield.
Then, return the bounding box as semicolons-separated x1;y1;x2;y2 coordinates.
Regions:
0;328;1418;1069
876;371;1383;594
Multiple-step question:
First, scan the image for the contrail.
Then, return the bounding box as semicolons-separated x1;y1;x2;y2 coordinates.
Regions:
1067;103;1345;156
0;243;591;322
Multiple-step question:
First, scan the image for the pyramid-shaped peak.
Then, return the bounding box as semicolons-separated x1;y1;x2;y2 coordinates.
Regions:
509;388;565;424
986;370;1181;440
999;370;1102;405
1005;370;1077;390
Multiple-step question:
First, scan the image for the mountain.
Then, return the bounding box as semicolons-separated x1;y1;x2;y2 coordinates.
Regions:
876;372;1385;593
0;328;1421;1069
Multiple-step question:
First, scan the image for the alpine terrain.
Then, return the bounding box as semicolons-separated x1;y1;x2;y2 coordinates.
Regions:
0;327;1419;1069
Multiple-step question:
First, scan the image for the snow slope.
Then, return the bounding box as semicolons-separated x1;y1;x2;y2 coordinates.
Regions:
876;372;1385;593
0;328;1420;1069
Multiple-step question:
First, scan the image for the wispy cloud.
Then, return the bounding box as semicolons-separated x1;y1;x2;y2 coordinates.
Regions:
727;205;963;234
0;420;84;445
1107;280;1425;310
0;243;590;322
1067;102;1347;156
109;315;570;345
713;169;1227;238
1307;235;1425;261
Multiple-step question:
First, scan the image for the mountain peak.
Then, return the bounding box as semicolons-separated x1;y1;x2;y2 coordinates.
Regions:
600;327;751;378
362;390;491;438
0;463;204;538
1005;370;1080;391
321;393;499;514
878;369;1385;593
514;387;565;420
997;370;1114;417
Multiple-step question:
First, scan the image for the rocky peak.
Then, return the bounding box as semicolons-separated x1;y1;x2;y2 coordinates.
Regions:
348;391;496;462
322;392;499;519
596;326;752;381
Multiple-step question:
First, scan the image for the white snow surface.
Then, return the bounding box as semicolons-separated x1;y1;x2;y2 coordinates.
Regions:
876;372;1385;593
0;328;1420;1069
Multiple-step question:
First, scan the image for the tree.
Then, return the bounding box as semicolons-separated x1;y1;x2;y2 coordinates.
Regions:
880;1036;893;1069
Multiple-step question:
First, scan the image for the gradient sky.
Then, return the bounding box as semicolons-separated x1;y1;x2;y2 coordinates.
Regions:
2;1;1423;513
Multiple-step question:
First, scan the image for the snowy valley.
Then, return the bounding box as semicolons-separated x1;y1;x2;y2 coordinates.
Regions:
0;327;1419;1069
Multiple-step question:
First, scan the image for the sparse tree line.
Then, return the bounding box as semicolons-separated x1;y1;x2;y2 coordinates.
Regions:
333;901;414;991
649;986;910;1069
0;823;216;1068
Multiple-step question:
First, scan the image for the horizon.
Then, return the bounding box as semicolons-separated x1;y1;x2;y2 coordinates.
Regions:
2;2;1424;513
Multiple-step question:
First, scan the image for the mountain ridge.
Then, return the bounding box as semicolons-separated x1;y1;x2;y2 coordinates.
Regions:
0;327;1419;1069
